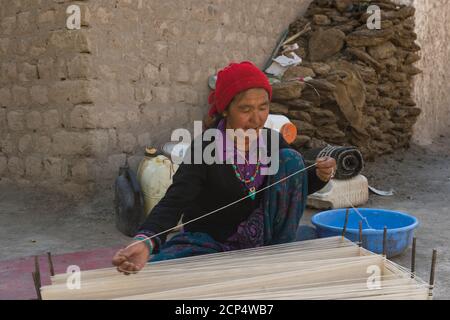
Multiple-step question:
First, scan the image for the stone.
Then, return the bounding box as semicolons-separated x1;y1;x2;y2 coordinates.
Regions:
118;132;137;153
284;99;315;110
377;82;397;98
0;88;12;107
0;134;16;154
49;80;92;106
30;86;49;105
366;92;379;104
379;120;395;132
38;10;55;24
71;159;92;183
368;42;397;60
43;110;61;129
25;156;43;178
295;87;322;107
19;62;38;81
316;124;346;141
67;54;93;79
26;111;42;130
288;110;311;122
346;47;383;71
3;62;17;82
7;157;25;177
375;97;400;109
309;138;327;149
18;134;32;153
405;53;421;65
48;30;91;53
392;107;421;118
1;16;16;35
402;97;417;107
0;38;10;55
174;64;190;83
401;65;422;76
0;155;7;175
36;136;51;154
269;102;289;116
352;64;378;84
282;66;316;80
346;28;395;47
291;120;316;136
309;108;336;119
7;111;24;131
70;105;97;129
272;81;305;101
389;72;408;82
89;130;110;157
52;132;90;156
0;108;6;131
11;86;29;107
293;47;307;59
335;0;353;13
306;79;336;92
44;157;66;180
313;14;330;26
308;28;346;61
292;135;311;149
37;57;55;80
309;62;331;76
380;57;399;69
310;108;338;126
334;20;359;34
381;6;415;21
17;11;33;33
368;125;383;138
371;140;393;153
152;86;170;104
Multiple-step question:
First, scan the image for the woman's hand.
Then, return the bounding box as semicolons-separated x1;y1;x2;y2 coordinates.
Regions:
112;241;150;275
315;156;337;182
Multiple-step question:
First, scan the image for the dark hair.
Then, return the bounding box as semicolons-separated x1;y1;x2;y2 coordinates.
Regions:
203;113;224;130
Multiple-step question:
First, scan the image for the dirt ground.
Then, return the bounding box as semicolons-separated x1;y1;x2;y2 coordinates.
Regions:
1;135;449;299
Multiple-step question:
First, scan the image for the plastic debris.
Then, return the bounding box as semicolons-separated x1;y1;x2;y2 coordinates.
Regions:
368;185;395;196
208;75;218;90
265;52;302;77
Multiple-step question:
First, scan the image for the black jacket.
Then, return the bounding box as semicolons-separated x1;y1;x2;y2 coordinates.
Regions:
138;129;327;248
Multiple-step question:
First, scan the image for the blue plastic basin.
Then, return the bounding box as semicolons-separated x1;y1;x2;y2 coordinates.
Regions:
311;208;419;258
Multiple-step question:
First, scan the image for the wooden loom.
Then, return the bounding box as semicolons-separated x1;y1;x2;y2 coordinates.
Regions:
39;236;435;300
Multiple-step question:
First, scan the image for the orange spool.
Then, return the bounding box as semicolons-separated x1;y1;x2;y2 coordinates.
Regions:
280;122;297;145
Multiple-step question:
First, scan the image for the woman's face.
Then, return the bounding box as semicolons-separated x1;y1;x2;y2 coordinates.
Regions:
225;88;270;132
225;88;270;151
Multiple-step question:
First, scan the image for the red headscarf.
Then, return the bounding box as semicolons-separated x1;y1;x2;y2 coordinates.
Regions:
208;61;273;117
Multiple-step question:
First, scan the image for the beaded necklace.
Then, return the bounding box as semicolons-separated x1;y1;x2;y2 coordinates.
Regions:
231;153;261;201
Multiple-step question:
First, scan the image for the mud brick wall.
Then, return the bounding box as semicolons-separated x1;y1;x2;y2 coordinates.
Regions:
0;0;311;193
0;0;95;193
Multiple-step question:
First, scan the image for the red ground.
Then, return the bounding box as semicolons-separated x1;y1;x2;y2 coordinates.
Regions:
0;246;121;300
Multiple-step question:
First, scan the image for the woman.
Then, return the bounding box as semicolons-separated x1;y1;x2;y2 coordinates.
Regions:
113;61;336;274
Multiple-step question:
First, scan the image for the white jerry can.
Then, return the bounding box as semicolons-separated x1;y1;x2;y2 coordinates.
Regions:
137;147;180;217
